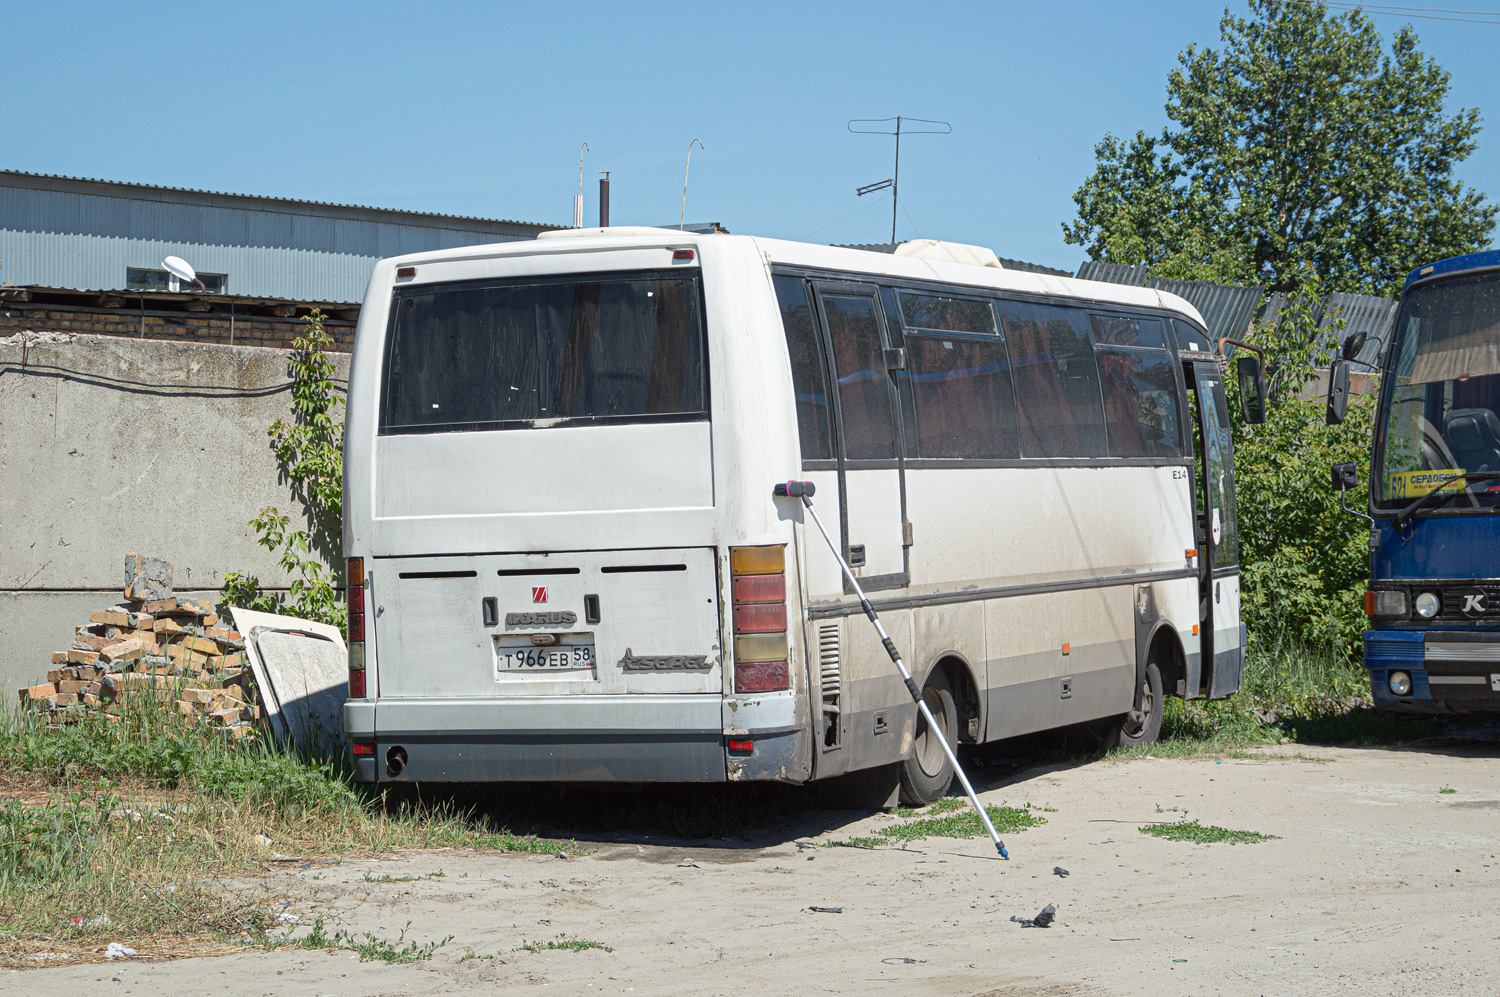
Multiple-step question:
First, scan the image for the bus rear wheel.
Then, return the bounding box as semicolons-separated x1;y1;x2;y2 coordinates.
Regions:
900;670;957;806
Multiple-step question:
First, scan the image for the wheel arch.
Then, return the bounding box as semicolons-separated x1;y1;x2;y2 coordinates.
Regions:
922;650;983;744
1144;620;1187;701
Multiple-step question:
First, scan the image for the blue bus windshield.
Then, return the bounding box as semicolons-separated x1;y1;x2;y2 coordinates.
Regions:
1375;270;1500;512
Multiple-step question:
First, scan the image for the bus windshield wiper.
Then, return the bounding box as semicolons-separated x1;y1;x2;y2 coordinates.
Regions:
1392;470;1500;529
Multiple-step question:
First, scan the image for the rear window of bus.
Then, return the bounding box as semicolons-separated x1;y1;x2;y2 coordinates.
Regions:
379;271;708;435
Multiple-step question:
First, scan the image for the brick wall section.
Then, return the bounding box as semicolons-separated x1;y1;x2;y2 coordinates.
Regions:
0;302;356;351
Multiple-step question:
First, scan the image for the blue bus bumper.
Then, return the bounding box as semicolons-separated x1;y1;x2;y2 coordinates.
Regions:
1364;629;1500;716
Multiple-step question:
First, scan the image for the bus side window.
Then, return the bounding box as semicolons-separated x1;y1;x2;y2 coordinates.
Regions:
823;293;898;460
896;290;1019;459
1172;318;1212;357
1091;316;1182;459
997;300;1107;458
772;275;835;461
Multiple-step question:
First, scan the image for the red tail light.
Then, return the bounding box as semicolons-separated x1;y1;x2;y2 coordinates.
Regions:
347;557;367;699
347;584;365;641
734;661;789;693
734;602;787;633
351;741;374;756
729;546;789;693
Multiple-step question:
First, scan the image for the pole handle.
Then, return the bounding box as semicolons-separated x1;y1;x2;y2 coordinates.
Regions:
773;480;816;498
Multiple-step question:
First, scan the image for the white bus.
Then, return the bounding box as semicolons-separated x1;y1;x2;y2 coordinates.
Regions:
342;229;1247;804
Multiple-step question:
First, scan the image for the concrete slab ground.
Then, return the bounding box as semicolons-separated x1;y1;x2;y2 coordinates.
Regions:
16;741;1500;996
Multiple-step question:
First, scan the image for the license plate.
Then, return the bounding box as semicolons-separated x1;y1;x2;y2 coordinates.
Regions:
495;633;596;673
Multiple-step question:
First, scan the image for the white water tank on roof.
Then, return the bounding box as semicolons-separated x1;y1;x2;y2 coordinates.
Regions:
894;239;1004;268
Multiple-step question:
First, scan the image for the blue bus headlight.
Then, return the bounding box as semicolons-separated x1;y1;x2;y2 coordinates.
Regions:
1414;591;1441;618
1389;670;1413;696
1370;590;1408;617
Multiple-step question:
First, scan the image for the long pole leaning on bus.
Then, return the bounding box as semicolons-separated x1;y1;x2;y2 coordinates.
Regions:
773;480;1008;859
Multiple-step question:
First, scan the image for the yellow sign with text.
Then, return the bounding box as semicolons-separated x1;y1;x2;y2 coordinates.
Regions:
1387;468;1466;500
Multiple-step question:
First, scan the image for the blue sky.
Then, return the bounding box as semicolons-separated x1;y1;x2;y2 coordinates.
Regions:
5;1;1499;271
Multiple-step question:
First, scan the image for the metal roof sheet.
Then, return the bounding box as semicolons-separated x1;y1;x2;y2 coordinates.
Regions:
1148;278;1265;346
1320;291;1399;365
1074;261;1149;286
0;170;555;303
0;169;552;230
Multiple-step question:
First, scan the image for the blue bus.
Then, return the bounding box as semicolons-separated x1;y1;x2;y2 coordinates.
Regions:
1329;249;1500;717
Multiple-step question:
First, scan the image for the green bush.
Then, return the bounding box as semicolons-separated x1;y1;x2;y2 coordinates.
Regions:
1225;280;1375;656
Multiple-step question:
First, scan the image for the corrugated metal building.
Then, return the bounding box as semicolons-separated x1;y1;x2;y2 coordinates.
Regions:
0;170;553;304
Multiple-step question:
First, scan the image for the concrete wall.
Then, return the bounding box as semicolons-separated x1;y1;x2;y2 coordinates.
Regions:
0;332;350;693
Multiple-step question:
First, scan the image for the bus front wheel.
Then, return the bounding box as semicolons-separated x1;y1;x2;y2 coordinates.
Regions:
1099;660;1163;750
900;670;957;806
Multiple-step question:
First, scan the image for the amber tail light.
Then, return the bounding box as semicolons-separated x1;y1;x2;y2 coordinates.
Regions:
730;545;789;693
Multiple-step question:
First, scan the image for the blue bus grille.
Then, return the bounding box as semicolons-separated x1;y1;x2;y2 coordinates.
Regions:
1364;634;1424;662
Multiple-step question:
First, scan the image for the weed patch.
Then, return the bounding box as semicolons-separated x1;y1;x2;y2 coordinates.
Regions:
516;933;613;954
828;800;1046;847
876;803;1046;842
273;919;451;964
1140;818;1278;845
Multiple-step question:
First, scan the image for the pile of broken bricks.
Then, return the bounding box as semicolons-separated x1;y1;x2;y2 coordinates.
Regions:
16;554;265;740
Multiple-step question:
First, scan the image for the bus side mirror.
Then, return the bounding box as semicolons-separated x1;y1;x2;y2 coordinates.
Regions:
1331;462;1358;492
1342;331;1368;362
1326;359;1351;425
1235;356;1266;425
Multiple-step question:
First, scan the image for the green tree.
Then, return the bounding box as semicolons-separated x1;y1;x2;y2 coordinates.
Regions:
1064;0;1494;296
222;310;347;631
1225;282;1374;655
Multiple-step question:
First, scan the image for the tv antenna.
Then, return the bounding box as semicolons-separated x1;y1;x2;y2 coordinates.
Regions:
161;255;205;292
848;115;951;246
680;138;704;231
575;142;589;228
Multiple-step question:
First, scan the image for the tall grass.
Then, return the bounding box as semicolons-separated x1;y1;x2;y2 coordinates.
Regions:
1144;634;1447;755
0;701;566;954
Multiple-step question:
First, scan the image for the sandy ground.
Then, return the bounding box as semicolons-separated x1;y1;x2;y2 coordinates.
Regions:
12;739;1500;996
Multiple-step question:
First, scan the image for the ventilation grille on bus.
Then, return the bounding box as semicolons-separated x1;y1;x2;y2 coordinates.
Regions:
818;624;841;749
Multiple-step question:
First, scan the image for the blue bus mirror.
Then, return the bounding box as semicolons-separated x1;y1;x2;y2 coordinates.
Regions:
1331;462;1358;492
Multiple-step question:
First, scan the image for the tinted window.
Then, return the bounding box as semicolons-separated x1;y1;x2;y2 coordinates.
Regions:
997;301;1107;457
380;273;705;435
1195;368;1240;565
773;275;834;460
899;292;997;334
823;293;897;460
907;333;1020;458
1097;350;1182;458
1173;320;1212;356
1091;314;1165;349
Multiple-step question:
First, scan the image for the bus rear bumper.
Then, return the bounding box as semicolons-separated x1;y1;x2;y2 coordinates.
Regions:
1364;629;1500;716
344;695;735;783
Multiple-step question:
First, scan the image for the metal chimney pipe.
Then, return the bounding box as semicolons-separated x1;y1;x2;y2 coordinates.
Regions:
599;171;611;227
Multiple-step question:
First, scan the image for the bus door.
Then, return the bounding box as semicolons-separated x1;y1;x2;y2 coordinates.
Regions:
811;280;909;590
1190;362;1245;697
